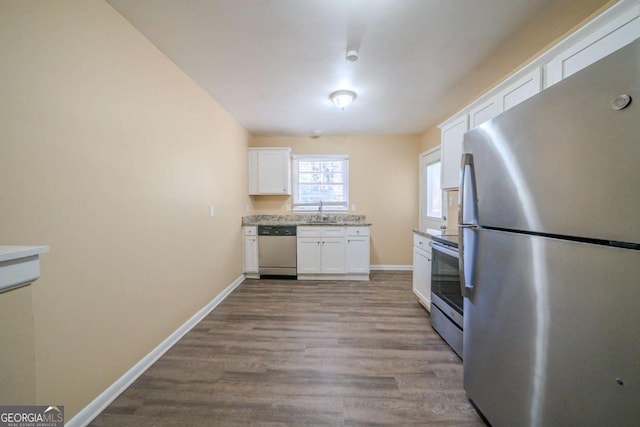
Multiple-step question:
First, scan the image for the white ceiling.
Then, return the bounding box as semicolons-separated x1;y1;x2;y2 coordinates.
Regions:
107;0;563;136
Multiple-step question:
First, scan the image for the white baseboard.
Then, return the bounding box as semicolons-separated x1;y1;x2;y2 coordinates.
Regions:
67;274;246;427
370;265;412;271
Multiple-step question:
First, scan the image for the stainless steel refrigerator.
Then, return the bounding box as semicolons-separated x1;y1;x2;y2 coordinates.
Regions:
459;39;640;426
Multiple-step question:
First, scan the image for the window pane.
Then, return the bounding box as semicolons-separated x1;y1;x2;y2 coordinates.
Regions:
426;162;442;218
293;157;348;209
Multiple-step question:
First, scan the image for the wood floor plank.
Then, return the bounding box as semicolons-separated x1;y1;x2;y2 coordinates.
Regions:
91;272;485;426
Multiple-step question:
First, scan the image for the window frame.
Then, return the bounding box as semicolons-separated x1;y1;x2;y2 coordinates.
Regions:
419;147;447;230
292;154;349;212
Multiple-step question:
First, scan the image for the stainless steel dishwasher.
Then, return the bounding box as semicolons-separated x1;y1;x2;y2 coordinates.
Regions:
258;225;297;278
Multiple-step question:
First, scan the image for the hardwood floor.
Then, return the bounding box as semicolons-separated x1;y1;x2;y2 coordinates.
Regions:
91;271;485;426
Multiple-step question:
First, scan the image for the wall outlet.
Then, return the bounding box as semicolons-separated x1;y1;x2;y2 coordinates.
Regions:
285;203;291;211
246;204;251;212
448;195;454;207
351;204;356;211
209;205;215;217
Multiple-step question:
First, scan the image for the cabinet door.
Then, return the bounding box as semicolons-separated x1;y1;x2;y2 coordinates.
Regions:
320;237;346;274
469;96;501;129
412;246;432;309
346;236;370;274
258;150;290;194
499;68;541;111
440;115;469;190
297;237;321;274
243;235;259;273
546;9;640;87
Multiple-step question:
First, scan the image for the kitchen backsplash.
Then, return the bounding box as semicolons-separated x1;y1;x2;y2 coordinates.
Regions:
447;190;459;230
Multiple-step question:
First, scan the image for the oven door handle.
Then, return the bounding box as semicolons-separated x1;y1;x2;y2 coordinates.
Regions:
430;241;459;259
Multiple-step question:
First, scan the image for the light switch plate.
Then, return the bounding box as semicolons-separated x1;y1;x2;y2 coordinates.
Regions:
209;205;215;217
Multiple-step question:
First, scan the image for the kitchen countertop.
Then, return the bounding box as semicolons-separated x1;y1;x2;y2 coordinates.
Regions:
0;246;49;263
413;228;459;248
243;214;371;226
413;228;457;238
0;245;49;293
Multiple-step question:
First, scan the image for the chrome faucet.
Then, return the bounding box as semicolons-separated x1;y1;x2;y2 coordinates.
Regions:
318;200;324;221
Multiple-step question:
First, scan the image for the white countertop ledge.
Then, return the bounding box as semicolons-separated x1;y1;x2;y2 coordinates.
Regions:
0;246;49;263
0;246;49;293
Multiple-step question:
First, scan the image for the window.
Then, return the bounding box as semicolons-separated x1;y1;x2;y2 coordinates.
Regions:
425;161;442;218
292;155;349;211
420;148;446;229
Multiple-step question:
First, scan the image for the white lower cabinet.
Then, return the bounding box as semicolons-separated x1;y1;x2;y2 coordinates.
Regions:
346;227;370;275
296;237;322;274
243;226;259;278
297;226;369;280
412;233;432;311
320;238;347;274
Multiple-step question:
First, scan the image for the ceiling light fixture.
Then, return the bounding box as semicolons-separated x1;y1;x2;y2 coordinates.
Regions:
330;90;357;109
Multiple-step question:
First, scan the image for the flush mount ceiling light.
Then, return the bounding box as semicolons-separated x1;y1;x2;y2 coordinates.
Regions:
330;90;357;109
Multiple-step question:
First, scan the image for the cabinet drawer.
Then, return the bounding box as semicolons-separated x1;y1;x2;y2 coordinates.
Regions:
413;233;431;252
243;226;257;236
347;226;370;237
322;227;346;237
298;226;346;237
297;226;322;237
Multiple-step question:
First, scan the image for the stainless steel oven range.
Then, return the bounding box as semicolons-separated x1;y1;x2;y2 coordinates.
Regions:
430;235;463;358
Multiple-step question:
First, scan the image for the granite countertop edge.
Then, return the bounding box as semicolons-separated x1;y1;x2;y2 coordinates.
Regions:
242;214;371;227
413;228;457;238
244;221;372;226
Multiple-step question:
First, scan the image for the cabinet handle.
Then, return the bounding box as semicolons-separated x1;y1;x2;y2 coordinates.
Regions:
419;241;423;246
427;258;431;262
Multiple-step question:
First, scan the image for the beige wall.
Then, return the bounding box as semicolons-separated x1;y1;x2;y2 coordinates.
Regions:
0;0;249;419
250;136;419;266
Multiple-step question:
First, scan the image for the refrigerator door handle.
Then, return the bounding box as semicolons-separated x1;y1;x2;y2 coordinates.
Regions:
458;153;479;296
459;225;478;297
458;153;478;226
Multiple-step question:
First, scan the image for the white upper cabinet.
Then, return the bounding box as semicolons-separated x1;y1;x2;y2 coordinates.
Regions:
437;2;639;190
248;147;291;195
469;96;501;129
546;8;640;87
499;67;542;111
440;114;468;190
